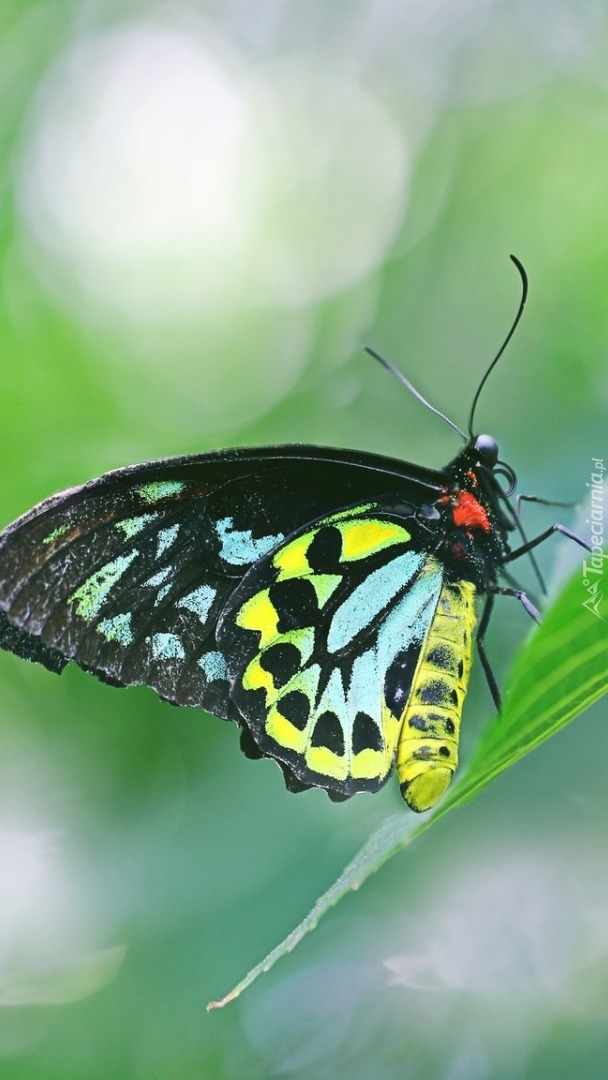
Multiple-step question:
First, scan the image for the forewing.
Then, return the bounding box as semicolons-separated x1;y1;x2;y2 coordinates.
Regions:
0;446;442;721
0;469;244;715
218;506;445;797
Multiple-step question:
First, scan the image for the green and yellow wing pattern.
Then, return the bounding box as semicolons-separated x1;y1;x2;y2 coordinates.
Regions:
219;505;477;810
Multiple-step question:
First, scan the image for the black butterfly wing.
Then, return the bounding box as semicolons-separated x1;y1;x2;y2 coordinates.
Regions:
0;445;443;723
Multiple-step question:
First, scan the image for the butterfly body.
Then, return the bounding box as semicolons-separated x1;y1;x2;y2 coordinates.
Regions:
0;435;519;811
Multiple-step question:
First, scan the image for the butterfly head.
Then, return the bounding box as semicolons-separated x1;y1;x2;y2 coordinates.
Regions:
453;432;517;500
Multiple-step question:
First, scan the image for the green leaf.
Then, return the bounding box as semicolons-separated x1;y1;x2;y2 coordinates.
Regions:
208;570;608;1009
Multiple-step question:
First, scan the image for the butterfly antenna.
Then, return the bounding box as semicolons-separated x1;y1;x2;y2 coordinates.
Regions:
364;345;467;442
467;255;528;438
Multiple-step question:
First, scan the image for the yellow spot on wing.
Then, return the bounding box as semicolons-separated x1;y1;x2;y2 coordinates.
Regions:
351;711;400;781
274;533;312;579
267;708;307;753
338;519;410;562
242;657;277;700
351;748;384;780
306;746;348;781
236;590;279;646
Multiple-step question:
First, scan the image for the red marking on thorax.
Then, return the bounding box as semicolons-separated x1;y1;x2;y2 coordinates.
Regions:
451;491;491;532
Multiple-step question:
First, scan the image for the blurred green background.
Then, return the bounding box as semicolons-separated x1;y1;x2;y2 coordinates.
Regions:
0;2;607;1077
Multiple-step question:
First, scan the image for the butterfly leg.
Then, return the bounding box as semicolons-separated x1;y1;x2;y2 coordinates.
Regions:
477;585;542;713
476;594;502;711
506;523;591;562
492;585;541;622
514;493;578;520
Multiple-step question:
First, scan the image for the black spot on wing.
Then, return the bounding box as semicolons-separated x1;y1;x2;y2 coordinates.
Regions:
384;644;422;719
269;579;319;632
310;711;344;755
352;710;383;753
306;526;342;572
259;642;301;688
278;689;310;731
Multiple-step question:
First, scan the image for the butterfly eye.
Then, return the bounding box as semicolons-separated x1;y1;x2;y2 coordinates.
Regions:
473;433;499;465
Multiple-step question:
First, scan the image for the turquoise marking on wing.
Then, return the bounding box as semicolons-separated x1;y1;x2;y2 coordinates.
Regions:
348;647;386;728
312;668;346;724
327;550;426;653
97;612;134;645
70;550;139;621
144;568;171;587
148;633;185;660
156;525;180;557
375;559;443;659
138;480;185;504
177;585;216;623
143;566;173;604
216;516;284;566
198;651;229;681
342;558;443;744
115;514;159;539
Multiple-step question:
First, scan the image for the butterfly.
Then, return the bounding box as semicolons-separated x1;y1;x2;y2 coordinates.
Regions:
0;258;589;812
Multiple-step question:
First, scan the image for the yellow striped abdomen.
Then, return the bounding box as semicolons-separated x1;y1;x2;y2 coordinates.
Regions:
396;579;477;812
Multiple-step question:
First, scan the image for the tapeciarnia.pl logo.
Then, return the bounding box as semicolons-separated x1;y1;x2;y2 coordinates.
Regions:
582;457;605;619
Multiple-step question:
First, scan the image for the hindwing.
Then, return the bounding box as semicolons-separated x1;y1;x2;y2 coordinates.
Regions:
218;505;445;797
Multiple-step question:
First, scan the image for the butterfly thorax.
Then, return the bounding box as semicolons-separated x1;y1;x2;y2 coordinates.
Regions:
428;442;515;590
